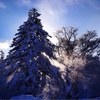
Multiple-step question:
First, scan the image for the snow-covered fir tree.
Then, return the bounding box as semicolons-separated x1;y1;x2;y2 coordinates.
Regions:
4;8;57;98
0;50;4;63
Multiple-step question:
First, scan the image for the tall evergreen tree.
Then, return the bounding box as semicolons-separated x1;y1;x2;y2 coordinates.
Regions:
5;8;56;97
0;50;4;62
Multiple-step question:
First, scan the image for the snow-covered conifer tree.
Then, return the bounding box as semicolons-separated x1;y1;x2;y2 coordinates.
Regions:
5;8;56;97
0;51;4;63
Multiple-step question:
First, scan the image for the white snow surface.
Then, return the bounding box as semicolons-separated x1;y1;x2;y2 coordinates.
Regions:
10;95;43;100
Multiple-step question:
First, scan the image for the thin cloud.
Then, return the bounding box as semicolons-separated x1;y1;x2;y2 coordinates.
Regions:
0;42;9;50
89;0;100;10
0;1;6;9
35;0;81;43
21;0;32;6
0;40;12;56
15;0;32;7
79;0;100;10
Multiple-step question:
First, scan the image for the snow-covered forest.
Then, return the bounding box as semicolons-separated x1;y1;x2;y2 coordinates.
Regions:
0;8;100;99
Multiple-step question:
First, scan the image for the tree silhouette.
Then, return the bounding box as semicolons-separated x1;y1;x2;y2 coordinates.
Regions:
55;27;78;58
55;27;100;99
56;27;100;63
0;51;4;63
79;30;100;58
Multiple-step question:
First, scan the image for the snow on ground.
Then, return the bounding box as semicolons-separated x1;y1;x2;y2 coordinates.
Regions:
42;52;66;71
10;95;43;100
50;59;66;71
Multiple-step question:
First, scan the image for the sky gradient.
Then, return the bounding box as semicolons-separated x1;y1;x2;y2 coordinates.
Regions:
0;0;100;55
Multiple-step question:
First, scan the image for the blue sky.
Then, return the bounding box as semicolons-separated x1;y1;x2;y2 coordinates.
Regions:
0;0;100;55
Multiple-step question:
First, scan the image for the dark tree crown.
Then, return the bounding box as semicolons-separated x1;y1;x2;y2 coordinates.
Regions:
28;8;40;18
